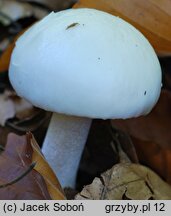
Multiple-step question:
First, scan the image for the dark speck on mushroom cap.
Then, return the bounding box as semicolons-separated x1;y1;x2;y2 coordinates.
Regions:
66;22;80;30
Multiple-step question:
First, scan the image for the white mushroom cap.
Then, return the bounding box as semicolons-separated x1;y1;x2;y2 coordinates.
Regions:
9;8;162;119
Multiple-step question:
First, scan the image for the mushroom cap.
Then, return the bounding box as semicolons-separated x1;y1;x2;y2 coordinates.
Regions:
9;8;162;119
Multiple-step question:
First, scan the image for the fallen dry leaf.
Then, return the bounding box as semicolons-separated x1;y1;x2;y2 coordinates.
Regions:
0;90;34;126
0;92;15;126
112;90;171;184
29;133;65;199
0;42;15;73
6;90;35;119
75;149;171;200
74;0;171;56
21;0;77;10
0;132;65;199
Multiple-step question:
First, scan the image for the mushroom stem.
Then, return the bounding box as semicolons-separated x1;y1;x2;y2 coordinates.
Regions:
42;112;92;188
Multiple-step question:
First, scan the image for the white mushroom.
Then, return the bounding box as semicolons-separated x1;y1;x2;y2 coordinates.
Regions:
9;8;162;188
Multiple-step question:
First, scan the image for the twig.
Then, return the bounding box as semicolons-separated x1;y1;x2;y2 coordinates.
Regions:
0;162;36;188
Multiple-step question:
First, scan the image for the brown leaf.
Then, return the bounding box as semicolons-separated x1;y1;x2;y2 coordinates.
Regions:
0;42;15;73
112;90;171;183
6;90;34;119
76;142;171;200
74;0;171;56
28;133;65;199
75;162;171;200
21;0;77;10
0;91;15;126
0;133;65;199
0;90;35;126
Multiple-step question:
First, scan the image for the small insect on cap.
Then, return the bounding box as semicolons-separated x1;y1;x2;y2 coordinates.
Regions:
9;8;162;119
